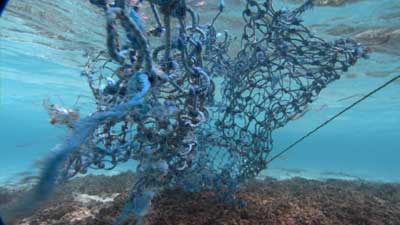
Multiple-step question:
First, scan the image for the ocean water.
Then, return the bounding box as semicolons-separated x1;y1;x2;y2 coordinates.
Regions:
0;0;399;189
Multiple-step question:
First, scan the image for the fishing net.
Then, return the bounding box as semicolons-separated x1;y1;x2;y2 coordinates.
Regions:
13;0;368;223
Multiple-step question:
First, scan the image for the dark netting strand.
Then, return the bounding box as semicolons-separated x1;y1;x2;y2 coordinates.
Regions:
3;0;368;224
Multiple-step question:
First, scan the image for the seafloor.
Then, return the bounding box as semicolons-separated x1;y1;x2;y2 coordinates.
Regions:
1;172;399;225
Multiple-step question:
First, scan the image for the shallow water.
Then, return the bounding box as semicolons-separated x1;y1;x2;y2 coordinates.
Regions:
0;0;399;188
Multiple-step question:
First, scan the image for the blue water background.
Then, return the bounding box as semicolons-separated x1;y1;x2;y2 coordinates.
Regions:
0;0;399;184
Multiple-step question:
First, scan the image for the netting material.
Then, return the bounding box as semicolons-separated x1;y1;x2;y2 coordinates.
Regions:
3;0;368;223
213;0;367;179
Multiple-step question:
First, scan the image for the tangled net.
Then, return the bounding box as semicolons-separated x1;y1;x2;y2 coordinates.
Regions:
5;0;368;223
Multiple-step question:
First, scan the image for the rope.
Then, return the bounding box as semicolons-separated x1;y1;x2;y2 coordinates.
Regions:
267;75;400;164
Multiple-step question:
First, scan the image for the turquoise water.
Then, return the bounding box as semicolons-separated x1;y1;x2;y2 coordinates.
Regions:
0;0;399;185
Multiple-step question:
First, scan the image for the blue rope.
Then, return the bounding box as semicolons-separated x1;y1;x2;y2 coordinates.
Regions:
1;73;150;223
